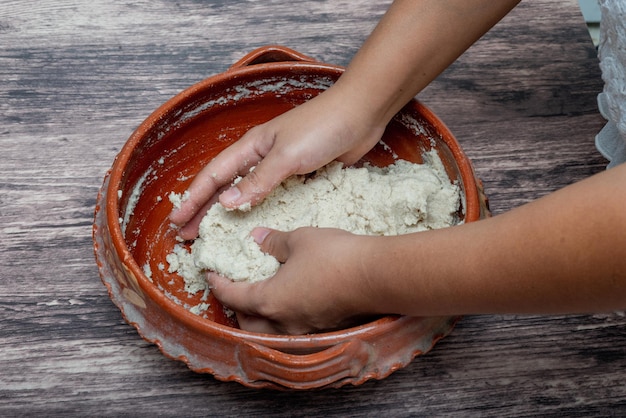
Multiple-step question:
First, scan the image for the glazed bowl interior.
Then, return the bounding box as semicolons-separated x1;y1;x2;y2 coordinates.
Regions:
108;63;478;332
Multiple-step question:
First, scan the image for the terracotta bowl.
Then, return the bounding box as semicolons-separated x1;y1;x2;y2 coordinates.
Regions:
93;45;487;390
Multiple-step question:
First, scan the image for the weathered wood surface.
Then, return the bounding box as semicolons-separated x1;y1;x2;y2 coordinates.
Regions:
1;0;624;416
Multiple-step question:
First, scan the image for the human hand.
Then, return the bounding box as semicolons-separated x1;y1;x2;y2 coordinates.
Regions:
169;87;386;240
207;226;380;335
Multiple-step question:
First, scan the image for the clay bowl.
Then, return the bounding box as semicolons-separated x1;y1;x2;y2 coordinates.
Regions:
93;45;487;390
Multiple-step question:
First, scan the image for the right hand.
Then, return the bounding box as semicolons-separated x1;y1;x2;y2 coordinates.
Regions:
169;86;386;240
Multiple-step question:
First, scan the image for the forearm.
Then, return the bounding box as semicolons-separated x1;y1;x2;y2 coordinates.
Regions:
333;0;521;127
363;164;626;316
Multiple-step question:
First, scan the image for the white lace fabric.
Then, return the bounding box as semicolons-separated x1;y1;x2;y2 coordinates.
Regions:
595;0;626;168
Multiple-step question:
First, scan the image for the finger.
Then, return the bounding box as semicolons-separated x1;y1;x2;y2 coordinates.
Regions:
208;273;284;334
207;272;259;316
250;227;291;263
235;312;283;334
175;184;227;240
218;149;303;209
176;200;209;240
169;135;265;226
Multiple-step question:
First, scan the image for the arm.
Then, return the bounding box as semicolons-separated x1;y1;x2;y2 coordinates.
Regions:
170;0;521;239
368;164;626;316
210;163;626;334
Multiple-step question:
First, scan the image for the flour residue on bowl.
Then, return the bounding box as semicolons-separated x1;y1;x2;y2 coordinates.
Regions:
120;167;153;235
166;150;461;294
168;190;190;210
180;76;335;123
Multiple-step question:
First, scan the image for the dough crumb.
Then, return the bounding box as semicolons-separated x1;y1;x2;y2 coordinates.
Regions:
169;190;190;209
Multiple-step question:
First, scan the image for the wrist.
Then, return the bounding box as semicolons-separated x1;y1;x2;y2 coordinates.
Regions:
357;232;458;317
353;235;402;315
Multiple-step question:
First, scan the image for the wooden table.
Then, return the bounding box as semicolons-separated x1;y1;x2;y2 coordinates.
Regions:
2;0;624;415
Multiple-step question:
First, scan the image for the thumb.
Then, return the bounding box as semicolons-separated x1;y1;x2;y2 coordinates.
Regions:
250;227;291;263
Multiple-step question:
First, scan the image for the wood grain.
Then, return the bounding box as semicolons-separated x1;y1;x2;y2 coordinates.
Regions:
2;0;625;416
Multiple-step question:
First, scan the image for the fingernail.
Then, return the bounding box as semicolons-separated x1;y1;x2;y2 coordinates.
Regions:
220;186;241;205
206;272;218;289
251;227;270;245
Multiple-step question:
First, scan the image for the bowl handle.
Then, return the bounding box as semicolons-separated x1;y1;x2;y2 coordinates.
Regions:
229;45;317;70
237;338;372;389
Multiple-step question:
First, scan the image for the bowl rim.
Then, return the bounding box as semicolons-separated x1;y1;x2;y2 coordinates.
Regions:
105;58;480;344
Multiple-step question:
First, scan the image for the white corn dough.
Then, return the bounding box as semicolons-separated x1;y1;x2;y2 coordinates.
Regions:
167;150;461;292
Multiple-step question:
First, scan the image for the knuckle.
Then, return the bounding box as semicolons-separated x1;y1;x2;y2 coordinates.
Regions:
239;170;271;206
255;297;277;321
243;168;264;191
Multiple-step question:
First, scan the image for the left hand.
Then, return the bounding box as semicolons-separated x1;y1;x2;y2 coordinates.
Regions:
208;226;378;335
